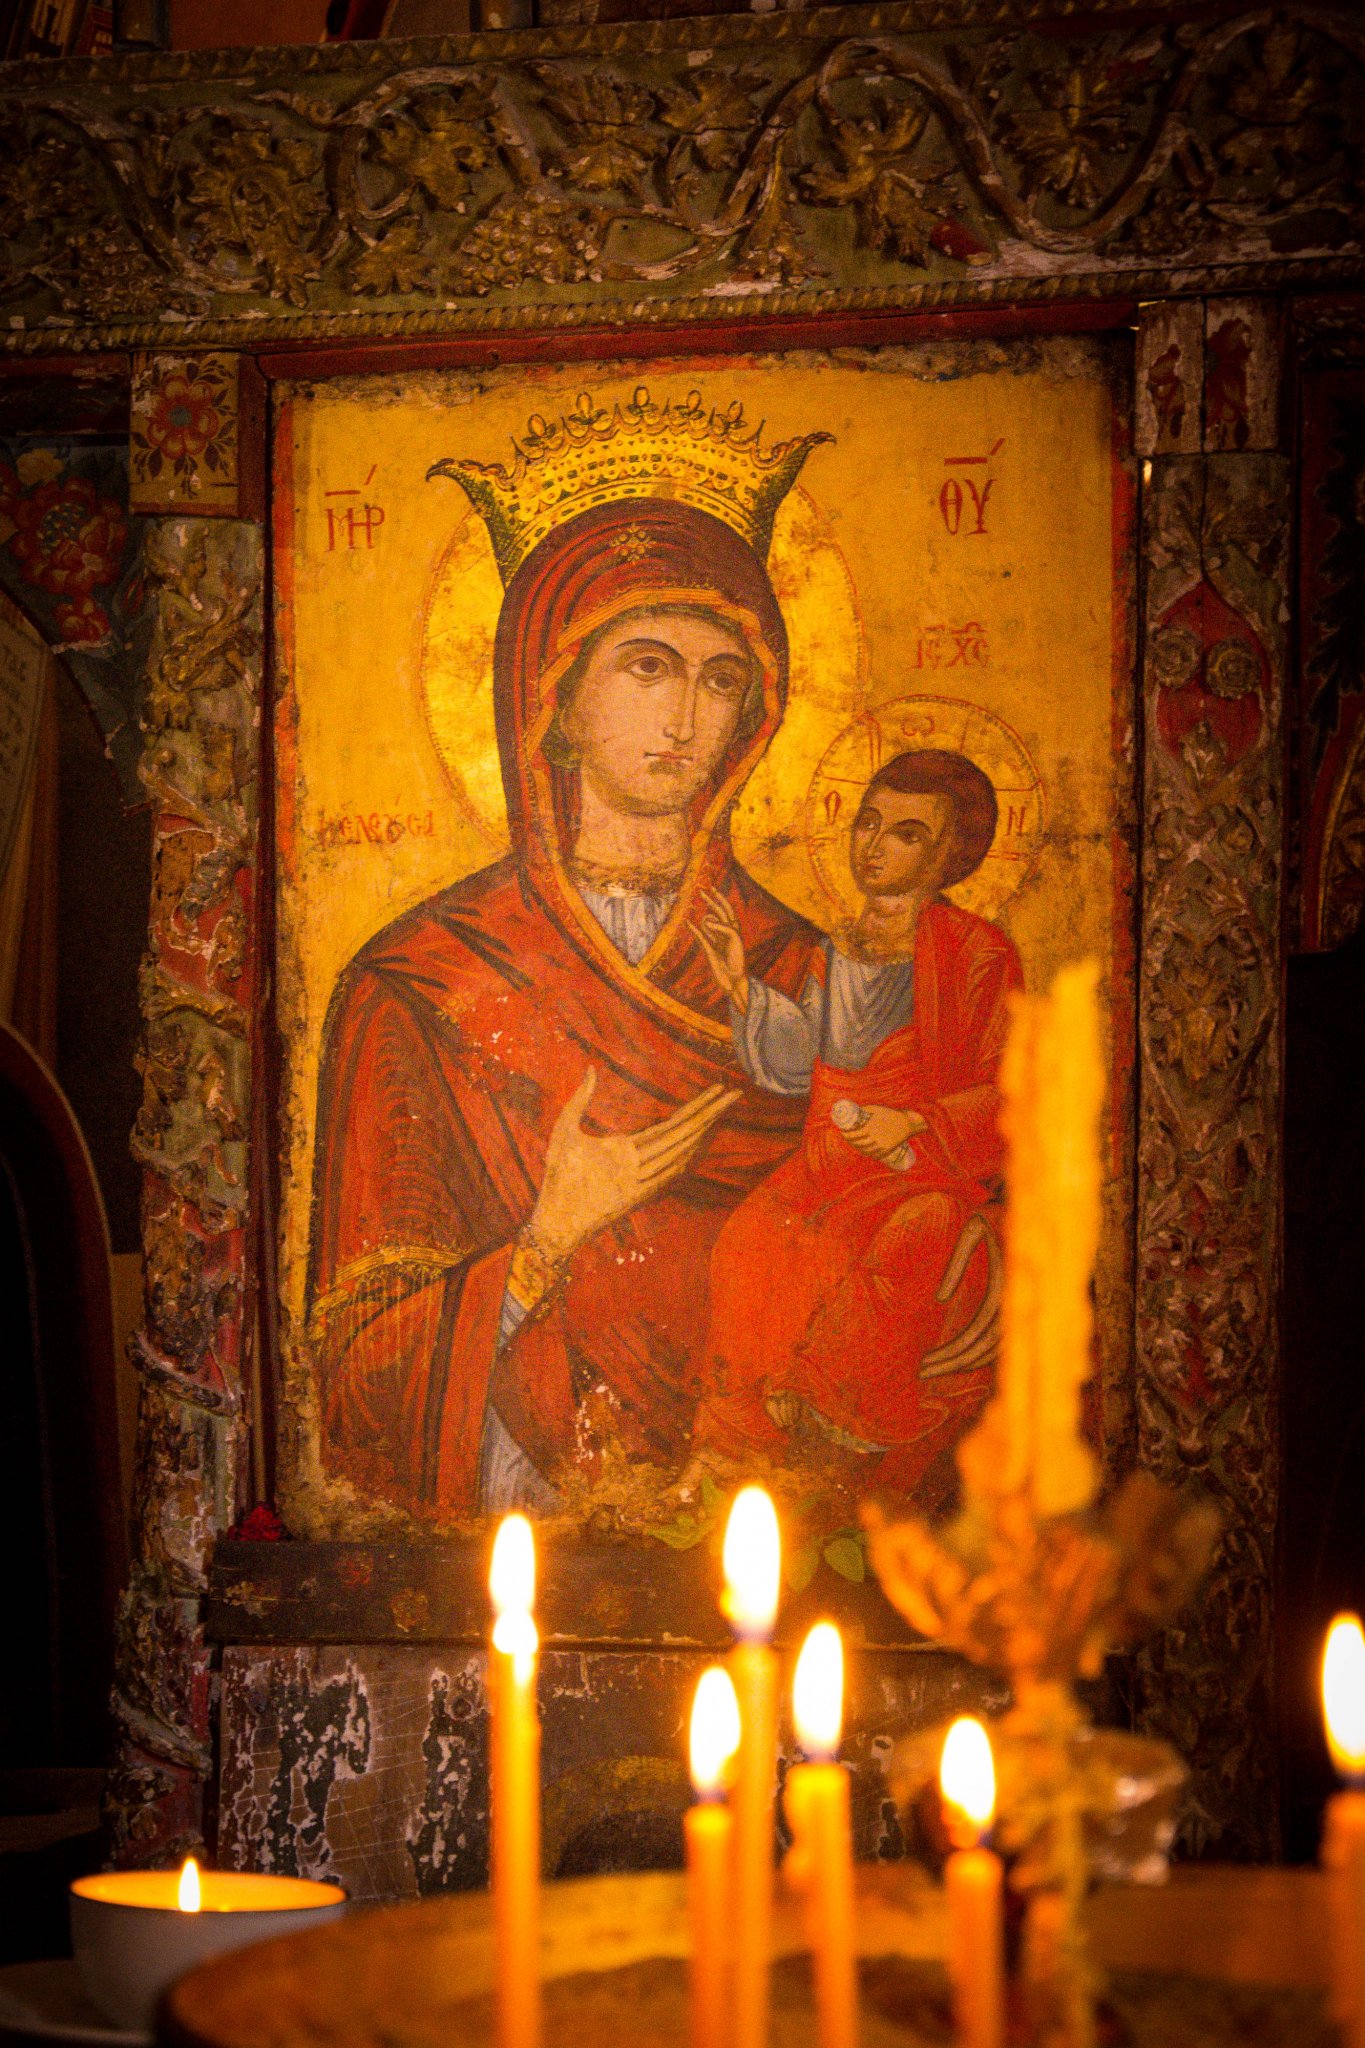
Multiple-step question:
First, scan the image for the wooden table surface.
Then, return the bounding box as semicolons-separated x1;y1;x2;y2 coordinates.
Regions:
160;1863;1334;2048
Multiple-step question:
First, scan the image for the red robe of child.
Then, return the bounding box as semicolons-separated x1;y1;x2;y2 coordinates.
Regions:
691;898;1022;1493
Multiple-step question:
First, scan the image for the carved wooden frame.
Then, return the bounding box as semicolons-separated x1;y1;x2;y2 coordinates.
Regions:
3;0;1361;1867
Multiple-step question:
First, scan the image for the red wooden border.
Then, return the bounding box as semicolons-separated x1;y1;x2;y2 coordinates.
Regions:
1106;353;1141;1472
252;300;1139;385
251;391;298;1506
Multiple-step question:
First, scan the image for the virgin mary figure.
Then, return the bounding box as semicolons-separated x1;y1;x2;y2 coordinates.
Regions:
305;392;826;1524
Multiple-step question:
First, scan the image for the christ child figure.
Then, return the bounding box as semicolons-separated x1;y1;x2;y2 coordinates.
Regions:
689;746;1023;1495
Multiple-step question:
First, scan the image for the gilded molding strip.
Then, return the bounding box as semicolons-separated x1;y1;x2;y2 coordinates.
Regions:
0;0;1247;84
2;264;1363;359
1;3;1362;352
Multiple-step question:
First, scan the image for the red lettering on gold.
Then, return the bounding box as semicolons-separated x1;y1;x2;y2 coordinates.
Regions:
939;478;963;535
940;444;1001;536
326;503;386;551
315;807;441;849
962;478;993;535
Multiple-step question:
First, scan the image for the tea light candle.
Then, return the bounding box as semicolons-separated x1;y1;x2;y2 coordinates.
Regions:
69;1861;346;2032
723;1486;781;2048
1323;1613;1365;2048
490;1512;541;2048
939;1717;1004;2048
784;1623;858;2048
686;1666;741;2048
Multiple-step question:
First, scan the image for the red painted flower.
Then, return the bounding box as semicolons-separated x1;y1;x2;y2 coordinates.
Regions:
53;594;112;646
142;370;222;468
8;475;126;599
226;1503;287;1543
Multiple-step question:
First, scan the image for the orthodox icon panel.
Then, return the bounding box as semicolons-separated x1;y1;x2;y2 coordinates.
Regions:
273;341;1133;1572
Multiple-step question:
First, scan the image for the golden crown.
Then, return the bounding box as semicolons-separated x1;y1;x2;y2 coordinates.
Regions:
428;387;831;585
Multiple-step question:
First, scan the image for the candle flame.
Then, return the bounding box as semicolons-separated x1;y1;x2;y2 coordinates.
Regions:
689;1665;741;1797
1323;1612;1365;1778
792;1622;843;1759
939;1717;996;1846
492;1608;539;1661
490;1513;538;1677
490;1512;536;1619
177;1857;202;1914
721;1486;781;1639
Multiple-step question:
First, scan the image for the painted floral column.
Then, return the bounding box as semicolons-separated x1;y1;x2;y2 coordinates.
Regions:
105;352;264;1864
1134;299;1288;1859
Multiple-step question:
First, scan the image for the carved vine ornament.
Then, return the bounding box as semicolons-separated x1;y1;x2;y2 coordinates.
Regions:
0;5;1362;344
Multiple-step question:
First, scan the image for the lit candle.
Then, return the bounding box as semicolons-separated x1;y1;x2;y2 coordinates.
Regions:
490;1512;541;2048
686;1666;741;2048
784;1623;858;2048
68;1862;345;2033
1323;1613;1365;2048
723;1486;781;2048
939;1717;1004;2048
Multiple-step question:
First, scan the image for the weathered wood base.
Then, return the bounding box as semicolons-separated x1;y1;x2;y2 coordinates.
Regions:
217;1643;1007;1903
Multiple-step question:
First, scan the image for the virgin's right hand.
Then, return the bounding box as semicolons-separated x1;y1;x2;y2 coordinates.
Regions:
528;1068;740;1264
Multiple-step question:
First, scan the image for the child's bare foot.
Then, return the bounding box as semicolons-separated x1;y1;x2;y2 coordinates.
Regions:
655;1457;707;1516
767;1389;884;1455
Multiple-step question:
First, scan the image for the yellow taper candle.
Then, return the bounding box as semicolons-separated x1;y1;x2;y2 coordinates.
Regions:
784;1623;858;2048
490;1513;541;2048
687;1666;741;2048
1323;1613;1365;2048
723;1486;781;2048
996;960;1104;1520
939;1717;1004;2048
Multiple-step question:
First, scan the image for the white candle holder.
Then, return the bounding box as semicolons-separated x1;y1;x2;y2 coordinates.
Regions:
70;1870;348;2033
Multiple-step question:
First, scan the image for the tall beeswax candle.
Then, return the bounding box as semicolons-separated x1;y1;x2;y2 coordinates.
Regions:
784;1623;858;2048
490;1513;540;2048
723;1487;781;2048
686;1666;741;2048
1324;1614;1365;2048
939;1717;1004;2048
997;960;1104;1520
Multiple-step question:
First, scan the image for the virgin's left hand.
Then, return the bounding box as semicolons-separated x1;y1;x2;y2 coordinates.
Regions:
839;1104;926;1160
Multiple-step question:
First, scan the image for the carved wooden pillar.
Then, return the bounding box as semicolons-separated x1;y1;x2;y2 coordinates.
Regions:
1134;300;1289;1859
105;354;263;1864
